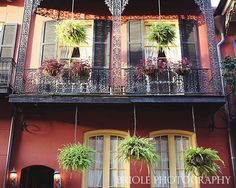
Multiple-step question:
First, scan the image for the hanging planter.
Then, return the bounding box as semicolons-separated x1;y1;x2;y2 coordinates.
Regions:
58;143;94;173
147;22;176;58
184;147;224;177
56;20;87;46
119;134;159;170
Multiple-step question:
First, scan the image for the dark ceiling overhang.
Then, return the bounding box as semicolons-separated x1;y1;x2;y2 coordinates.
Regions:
38;0;201;16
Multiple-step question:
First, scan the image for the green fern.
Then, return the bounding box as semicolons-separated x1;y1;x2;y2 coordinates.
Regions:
147;22;176;52
56;20;87;46
58;143;94;172
184;147;224;177
119;134;159;171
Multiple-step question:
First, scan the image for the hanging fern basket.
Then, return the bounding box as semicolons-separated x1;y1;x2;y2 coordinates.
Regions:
58;143;94;173
55;20;87;46
119;134;159;170
184;147;224;177
147;22;176;57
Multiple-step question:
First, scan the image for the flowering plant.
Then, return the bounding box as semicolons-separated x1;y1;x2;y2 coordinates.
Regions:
69;59;91;81
174;58;192;76
40;59;64;79
136;58;168;79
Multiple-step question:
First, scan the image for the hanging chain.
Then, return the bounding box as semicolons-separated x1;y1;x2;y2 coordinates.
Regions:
71;0;75;19
74;105;78;143
158;0;161;20
191;105;198;146
133;104;137;136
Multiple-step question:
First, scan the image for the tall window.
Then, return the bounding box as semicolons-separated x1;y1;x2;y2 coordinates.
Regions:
41;20;93;64
150;130;198;188
179;19;200;67
93;20;111;67
127;20;182;66
0;23;17;58
83;130;130;188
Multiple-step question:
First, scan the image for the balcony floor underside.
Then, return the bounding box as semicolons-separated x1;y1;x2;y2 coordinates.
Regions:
9;94;226;106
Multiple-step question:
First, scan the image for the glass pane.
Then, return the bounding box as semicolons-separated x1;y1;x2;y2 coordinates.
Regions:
175;136;181;152
0;47;12;57
96;169;103;187
96;136;103;152
87;170;95;187
96;152;103;169
42;44;56;61
162;152;169;169
161;137;168;152
88;136;96;149
2;25;15;45
110;170;118;187
110;136;118;152
129;44;142;66
44;21;56;43
183;137;190;150
129;21;141;42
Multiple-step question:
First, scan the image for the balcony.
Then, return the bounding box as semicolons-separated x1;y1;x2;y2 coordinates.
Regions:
0;57;15;94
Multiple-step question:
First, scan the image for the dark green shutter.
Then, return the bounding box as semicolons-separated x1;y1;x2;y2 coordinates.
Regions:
128;20;143;66
0;24;17;58
179;19;200;67
41;21;57;62
93;20;111;67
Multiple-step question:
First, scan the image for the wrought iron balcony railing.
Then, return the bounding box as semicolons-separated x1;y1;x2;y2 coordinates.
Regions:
0;57;16;94
21;67;217;96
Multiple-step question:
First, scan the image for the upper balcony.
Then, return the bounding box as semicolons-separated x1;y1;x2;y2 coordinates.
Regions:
10;0;225;104
0;57;15;95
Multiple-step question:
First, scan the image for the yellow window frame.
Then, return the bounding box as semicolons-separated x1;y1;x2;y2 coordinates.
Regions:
83;130;130;188
150;130;199;188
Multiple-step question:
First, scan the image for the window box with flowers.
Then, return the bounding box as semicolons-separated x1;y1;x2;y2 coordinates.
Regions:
40;59;65;79
68;59;91;82
174;57;192;76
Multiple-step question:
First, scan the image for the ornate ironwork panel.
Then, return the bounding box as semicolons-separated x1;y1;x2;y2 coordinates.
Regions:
123;68;215;95
14;0;34;93
203;0;223;94
23;68;110;94
105;0;129;94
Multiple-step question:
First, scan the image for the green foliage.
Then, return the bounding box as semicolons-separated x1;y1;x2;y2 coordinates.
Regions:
119;134;159;170
56;20;87;46
221;56;236;92
58;143;94;172
184;147;224;177
147;22;176;52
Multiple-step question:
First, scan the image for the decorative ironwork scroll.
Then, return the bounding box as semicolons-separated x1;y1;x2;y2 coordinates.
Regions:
33;0;43;12
194;0;205;13
14;0;35;93
105;0;129;94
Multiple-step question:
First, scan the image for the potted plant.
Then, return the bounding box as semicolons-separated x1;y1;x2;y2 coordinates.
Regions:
184;147;224;177
147;22;176;58
119;134;159;171
69;59;91;82
174;57;192;76
56;20;87;46
135;58;168;80
58;143;94;173
221;56;236;92
40;59;65;79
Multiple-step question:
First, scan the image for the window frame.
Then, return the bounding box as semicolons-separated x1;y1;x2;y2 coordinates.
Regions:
83;130;130;188
150;130;199;188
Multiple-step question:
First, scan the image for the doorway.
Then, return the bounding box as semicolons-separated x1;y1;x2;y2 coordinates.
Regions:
20;165;54;188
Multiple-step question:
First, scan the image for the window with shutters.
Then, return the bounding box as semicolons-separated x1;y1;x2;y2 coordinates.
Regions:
41;20;93;65
83;130;130;188
179;19;200;68
0;23;17;58
127;20;182;66
93;20;111;67
127;20;144;67
144;20;181;64
150;130;199;188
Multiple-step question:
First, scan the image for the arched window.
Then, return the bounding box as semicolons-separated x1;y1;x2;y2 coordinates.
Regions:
150;130;199;188
83;130;130;188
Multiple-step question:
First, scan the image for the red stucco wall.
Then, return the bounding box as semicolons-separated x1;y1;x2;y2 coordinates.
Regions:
9;104;233;188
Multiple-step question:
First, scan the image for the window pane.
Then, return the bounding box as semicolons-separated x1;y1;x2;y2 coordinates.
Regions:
88;136;104;188
110;136;125;187
0;47;12;57
175;136;192;188
154;136;170;188
42;44;56;61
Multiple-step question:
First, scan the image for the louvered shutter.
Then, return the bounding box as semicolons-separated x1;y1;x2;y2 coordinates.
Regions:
0;24;17;58
93;20;111;67
128;21;143;66
179;19;200;67
41;21;57;62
